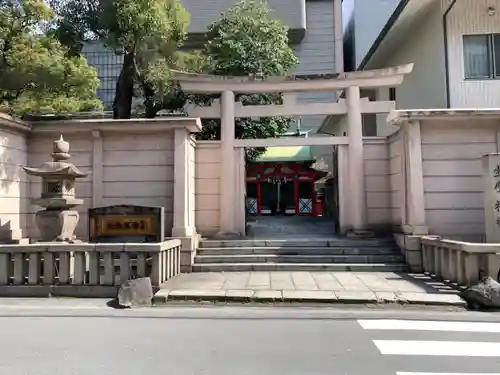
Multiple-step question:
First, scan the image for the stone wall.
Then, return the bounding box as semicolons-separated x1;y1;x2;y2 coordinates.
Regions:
420;119;498;241
23;118;199;241
364;138;392;230
388;129;405;230
0;115;30;242
100;132;175;235
194;141;221;235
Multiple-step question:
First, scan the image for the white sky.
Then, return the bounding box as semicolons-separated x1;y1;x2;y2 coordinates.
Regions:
342;0;355;28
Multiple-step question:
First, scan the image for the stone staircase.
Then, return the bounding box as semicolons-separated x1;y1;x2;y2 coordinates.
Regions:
193;237;407;272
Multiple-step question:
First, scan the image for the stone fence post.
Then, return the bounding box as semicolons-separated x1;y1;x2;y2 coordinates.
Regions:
482;153;500;242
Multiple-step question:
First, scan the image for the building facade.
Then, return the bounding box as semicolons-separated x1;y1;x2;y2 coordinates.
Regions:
83;0;343;133
331;0;500;136
83;0;344;202
342;0;399;71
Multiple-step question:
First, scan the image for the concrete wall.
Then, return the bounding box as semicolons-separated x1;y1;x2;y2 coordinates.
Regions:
189;139;196;235
0;122;29;242
364;138;392;229
194;141;221;235
194;138;396;235
101;132;175;234
420;119;498;241
27;131;176;240
388;130;405;230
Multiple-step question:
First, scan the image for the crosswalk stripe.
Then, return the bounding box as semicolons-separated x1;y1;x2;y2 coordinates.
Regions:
397;373;500;375
358;319;500;333
373;340;500;357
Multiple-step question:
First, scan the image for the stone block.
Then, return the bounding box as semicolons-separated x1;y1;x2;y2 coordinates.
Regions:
282;290;337;302
168;289;226;300
94;243;124;252
374;292;398;303
405;250;423;273
487;254;500;280
226;289;254;300
334;291;378;303
117;277;154;307
400;292;466;306
252;290;282;301
404;235;422;251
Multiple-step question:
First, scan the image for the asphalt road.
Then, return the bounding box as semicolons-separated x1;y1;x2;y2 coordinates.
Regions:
0;301;500;375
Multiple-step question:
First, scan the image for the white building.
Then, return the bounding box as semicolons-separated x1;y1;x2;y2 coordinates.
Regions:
324;0;500;137
342;0;399;71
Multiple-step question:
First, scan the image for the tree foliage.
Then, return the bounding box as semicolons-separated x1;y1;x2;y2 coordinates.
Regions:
51;0;203;118
198;0;299;159
0;0;102;116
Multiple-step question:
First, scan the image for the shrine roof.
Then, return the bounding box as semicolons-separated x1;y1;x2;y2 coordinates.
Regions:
256;146;314;163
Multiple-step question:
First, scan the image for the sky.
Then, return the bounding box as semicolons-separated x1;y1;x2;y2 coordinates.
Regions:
342;0;355;28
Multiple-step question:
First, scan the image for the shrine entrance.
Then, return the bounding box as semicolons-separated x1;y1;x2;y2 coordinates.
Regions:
246;161;327;217
172;63;413;236
244;146;335;237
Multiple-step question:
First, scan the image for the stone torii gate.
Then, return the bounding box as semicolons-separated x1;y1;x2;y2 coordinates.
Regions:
173;64;413;236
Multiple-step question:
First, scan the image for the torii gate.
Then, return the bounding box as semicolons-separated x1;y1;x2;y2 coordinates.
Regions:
173;64;413;236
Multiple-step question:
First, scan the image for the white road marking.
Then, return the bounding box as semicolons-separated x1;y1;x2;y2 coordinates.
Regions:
358;319;500;333
397;373;500;375
373;340;500;357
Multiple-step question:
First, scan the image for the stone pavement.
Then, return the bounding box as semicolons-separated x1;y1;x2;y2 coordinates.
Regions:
156;271;466;307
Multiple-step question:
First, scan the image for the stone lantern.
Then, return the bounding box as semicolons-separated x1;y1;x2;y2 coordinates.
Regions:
23;135;89;242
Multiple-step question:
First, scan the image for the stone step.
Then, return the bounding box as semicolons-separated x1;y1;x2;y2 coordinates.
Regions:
199;238;397;248
197;246;401;256
192;263;408;272
195;254;405;264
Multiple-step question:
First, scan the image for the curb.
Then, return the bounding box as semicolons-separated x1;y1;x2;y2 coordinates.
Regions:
152;290;467;308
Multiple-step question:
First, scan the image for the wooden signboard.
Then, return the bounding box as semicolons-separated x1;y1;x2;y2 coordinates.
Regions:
88;205;164;243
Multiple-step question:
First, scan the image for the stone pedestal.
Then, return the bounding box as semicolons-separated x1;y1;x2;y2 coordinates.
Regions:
35;209;80;242
482;153;500;242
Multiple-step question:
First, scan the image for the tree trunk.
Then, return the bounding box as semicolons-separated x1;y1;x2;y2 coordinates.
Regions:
143;81;157;119
144;104;157;118
113;52;135;119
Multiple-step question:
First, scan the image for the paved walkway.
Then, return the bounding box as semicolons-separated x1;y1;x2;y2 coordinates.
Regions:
156;271;466;306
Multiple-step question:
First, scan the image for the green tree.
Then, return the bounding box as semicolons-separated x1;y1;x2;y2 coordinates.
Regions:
0;0;102;117
51;0;202;119
198;0;299;159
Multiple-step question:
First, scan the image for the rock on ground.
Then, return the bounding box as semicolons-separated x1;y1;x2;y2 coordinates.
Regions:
117;277;153;307
460;276;500;309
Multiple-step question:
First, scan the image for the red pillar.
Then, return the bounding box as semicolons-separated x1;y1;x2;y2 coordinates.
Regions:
257;182;262;216
311;181;316;216
293;179;299;215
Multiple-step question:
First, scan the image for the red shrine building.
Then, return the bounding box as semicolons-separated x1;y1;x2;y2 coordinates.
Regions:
246;143;327;217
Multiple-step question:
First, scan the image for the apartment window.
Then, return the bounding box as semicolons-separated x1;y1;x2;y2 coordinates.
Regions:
463;34;500;79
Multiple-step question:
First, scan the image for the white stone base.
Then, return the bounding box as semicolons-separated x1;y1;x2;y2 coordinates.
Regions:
394;233;423;272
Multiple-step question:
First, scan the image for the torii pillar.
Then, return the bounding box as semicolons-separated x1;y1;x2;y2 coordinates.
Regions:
346;85;368;235
219;90;237;235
